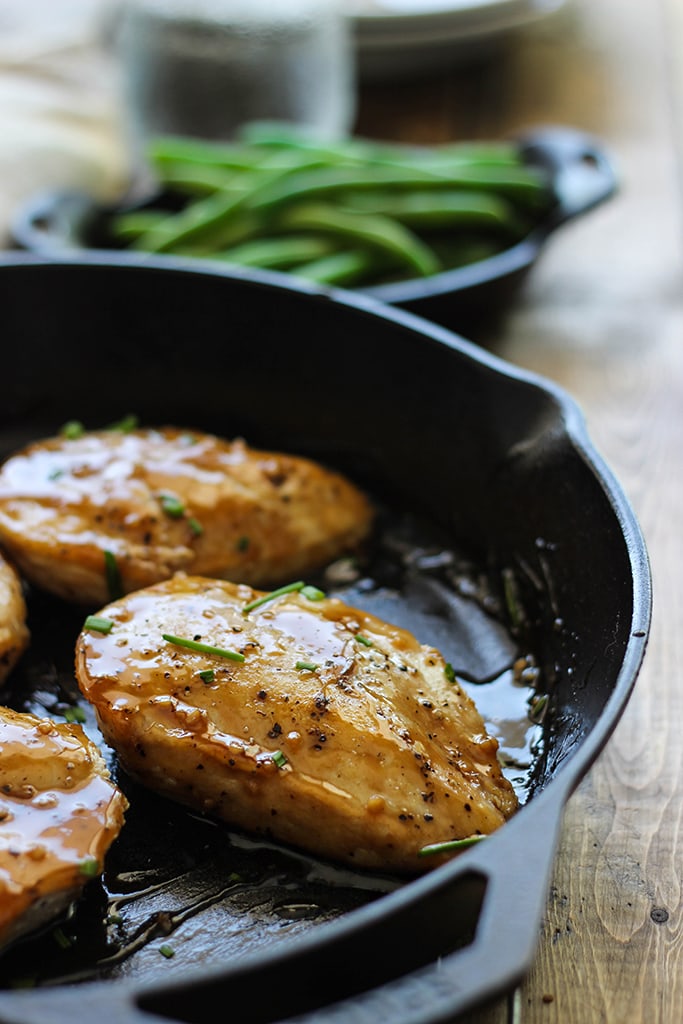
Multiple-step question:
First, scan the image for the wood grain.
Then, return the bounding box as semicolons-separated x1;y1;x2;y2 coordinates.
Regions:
359;0;682;1019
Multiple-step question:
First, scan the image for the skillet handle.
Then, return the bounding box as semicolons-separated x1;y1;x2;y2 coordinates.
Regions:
0;790;568;1024
519;126;618;228
143;788;569;1024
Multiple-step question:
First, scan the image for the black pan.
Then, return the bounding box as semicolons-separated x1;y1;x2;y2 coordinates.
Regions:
8;127;617;337
0;253;650;1023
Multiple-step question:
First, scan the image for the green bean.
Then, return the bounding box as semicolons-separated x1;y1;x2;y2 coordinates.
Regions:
291;249;387;286
237;122;536;173
148;135;267;171
275;202;440;277
154;162;245;196
108;209;172;242
248;162;550;214
215;234;338;269
339;188;529;236
106;123;558;288
131;154;347;253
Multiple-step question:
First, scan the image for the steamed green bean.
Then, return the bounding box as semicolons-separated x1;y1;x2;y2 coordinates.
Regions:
107;123;555;288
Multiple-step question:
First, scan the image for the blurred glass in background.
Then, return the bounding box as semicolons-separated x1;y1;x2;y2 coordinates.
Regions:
114;0;356;147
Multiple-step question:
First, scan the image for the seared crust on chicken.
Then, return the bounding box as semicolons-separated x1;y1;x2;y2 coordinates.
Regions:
0;707;128;951
0;554;29;685
0;427;374;607
75;575;518;874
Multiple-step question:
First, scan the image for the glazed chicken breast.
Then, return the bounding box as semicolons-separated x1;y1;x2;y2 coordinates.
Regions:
0;426;374;607
0;554;29;685
0;707;128;952
75;575;518;874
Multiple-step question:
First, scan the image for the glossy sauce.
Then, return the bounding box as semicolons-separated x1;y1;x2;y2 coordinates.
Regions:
0;709;127;947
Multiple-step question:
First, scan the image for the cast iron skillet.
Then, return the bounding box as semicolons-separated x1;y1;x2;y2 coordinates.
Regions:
0;253;650;1023
8;126;617;336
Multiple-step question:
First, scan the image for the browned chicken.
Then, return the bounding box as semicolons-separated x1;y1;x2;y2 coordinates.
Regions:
0;554;29;685
0;706;128;951
0;426;374;607
75;574;518;874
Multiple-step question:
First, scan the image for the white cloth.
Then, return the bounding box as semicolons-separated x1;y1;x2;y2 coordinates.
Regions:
0;0;132;243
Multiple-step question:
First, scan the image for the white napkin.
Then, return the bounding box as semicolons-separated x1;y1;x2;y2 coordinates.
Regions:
0;0;132;244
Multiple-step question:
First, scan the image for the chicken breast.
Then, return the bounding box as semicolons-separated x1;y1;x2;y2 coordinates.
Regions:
75;574;518;874
0;553;29;685
0;706;128;952
0;426;374;607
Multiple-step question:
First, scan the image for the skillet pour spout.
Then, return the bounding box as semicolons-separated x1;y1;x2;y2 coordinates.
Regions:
0;253;650;1024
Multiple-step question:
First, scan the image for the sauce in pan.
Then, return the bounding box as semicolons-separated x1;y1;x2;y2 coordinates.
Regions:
0;504;545;987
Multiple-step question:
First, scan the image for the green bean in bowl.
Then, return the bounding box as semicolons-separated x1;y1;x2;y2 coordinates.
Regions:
10;123;617;332
105;122;556;289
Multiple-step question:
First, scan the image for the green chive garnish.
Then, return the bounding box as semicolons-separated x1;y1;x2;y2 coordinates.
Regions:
159;944;175;959
236;535;250;552
107;414;138;433
52;927;72;950
529;693;549;723
63;706;87;724
48;467;64;481
79;856;100;877
61;420;85;439
295;661;319;672
104;549;123;600
301;585;326;601
84;615;114;634
418;835;486;858
355;634;373;647
243;580;305;614
444;662;456;682
159;493;185;518
188;517;203;536
162;634;245;662
199;669;215;682
272;750;288;769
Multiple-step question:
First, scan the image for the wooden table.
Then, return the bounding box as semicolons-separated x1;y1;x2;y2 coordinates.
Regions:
358;0;681;1019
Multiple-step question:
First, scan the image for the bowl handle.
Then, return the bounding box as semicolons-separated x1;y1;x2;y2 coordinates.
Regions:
519;126;618;228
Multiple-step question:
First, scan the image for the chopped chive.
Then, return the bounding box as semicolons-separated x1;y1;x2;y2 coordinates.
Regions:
159;944;175;959
104;549;123;600
243;580;305;613
236;535;250;552
272;750;288;769
199;668;215;682
162;634;246;662
529;693;549;723
418;835;486;858
107;413;138;433
79;856;100;877
63;706;87;724
48;467;64;481
301;585;326;601
61;420;85;439
159;493;186;518
444;662;456;683
52;927;72;950
84;615;114;634
188;517;203;536
295;660;319;672
355;634;373;647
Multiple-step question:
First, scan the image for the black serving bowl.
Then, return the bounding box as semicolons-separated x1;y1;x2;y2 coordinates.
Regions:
8;126;617;336
0;253;649;1024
